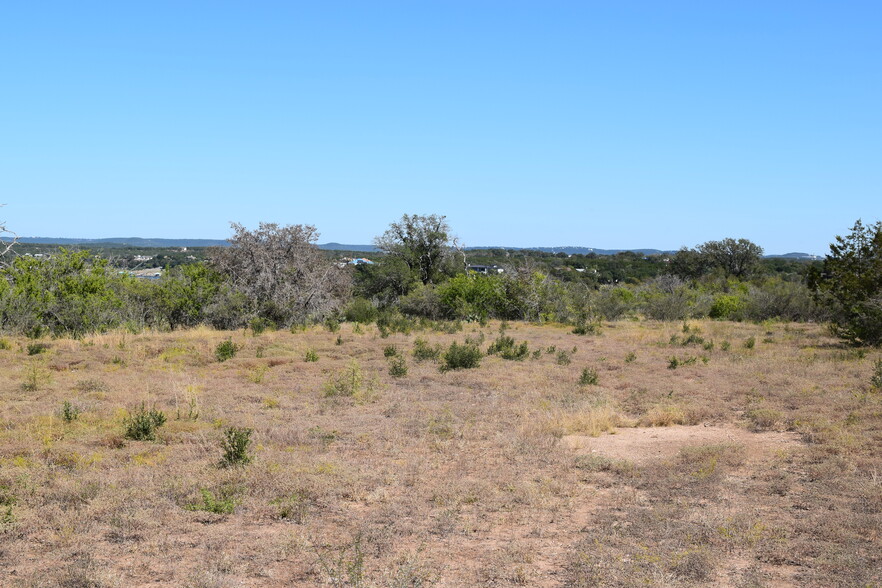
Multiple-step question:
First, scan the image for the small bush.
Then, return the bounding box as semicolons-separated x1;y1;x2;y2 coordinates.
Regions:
556;350;572;366
335;335;343;346
383;345;398;358
578;368;599;386
61;400;80;423
343;298;379;324
440;341;483;372
214;340;240;362
124;404;167;441
219;426;253;467
325;317;341;333
413;338;441;362
304;348;319;362
388;355;408;378
624;352;637;363
186;489;235;514
743;336;756;349
323;361;364;397
249;317;276;335
871;358;882;389
572;321;601;336
27;342;49;356
486;335;529;361
720;340;731;351
0;338;11;350
746;408;782;432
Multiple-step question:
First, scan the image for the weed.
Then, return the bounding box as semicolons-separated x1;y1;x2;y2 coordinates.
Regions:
335;335;343;346
746;408;782;432
219;426;253;467
323;361;364;397
871;358;882;389
214;340;239;362
304;348;319;362
273;491;312;523
325;317;340;333
186;489;235;514
556;350;572;365
440;341;483;372
578;368;599;386
668;356;697;369
383;345;398;358
21;361;49;391
743;336;756;349
572;321;601;335
124;403;167;441
413;338;441;362
720;340;731;351
531;349;542;360
175;387;199;421
27;342;49;355
487;335;529;360
0;338;11;350
61;400;80;423
624;351;637;363
250;317;276;335
75;378;108;393
703;340;715;351
255;345;265;358
388;355;408;378
314;534;365;588
247;364;269;383
545;345;557;354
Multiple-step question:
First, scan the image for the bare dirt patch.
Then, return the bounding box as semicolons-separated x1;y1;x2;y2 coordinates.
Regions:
563;424;801;464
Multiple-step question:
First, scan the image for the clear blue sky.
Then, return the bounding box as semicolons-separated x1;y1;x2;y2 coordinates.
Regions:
2;1;879;254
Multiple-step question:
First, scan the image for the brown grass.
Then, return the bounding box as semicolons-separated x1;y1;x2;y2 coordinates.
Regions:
0;319;880;586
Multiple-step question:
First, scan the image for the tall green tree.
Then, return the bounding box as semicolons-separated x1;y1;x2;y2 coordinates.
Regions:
696;238;764;279
810;219;882;345
374;214;458;287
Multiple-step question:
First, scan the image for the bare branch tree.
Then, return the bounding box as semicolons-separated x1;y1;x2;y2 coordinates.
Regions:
0;204;18;264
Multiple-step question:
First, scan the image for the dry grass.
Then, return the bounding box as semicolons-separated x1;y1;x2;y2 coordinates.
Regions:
0;319;880;586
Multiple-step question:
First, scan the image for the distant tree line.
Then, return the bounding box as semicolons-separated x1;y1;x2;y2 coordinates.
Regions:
0;213;877;346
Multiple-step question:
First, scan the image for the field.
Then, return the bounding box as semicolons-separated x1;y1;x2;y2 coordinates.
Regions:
1;320;880;587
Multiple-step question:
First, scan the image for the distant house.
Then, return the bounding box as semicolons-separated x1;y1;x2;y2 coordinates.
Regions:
467;264;503;275
347;258;374;265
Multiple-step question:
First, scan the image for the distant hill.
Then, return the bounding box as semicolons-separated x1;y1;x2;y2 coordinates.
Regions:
4;237;820;258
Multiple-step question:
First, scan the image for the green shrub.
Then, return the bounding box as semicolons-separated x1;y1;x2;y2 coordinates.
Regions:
383;345;398;358
304;348;319;362
412;338;441;362
26;342;49;356
743;336;756;349
60;401;80;423
624;352;637;363
578;368;599;386
720;340;731;351
440;341;482;372
249;317;276;335
343;298;379;324
388;355;408;378
219;426;253;467
0;338;11;350
486;335;529;360
214;339;240;362
186;489;235;514
709;294;745;320
323;361;364;397
124;404;167;441
556;350;572;365
871;358;882;389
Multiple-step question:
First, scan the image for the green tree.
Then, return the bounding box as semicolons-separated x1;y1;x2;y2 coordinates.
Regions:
696;238;764;279
810;219;882;345
374;214;458;288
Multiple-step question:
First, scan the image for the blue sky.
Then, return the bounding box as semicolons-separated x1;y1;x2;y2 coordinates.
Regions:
2;1;879;254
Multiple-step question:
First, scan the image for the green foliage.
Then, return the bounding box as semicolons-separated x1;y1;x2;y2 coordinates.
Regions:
440;341;483;372
578;367;599;386
250;317;276;335
186;489;235;514
0;338;10;350
343;297;378;324
624;351;637;363
124;404;167;441
556;350;572;365
486;335;529;360
412;337;441;362
383;345;398;358
152;263;223;329
388;355;408;377
871;358;882;389
214;339;239;362
26;342;49;355
323;361;364;397
374;213;456;287
743;336;756;349
219;426;253;467
709;294;745;320
810;219;882;346
325;317;340;333
61;400;80;423
304;348;319;362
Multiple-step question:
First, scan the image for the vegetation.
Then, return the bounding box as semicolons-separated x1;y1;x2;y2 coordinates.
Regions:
219;426;253;467
123;403;167;441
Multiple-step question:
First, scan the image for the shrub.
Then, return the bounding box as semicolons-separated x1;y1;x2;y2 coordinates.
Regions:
325;317;340;333
61;401;80;423
27;342;49;356
624;352;637;363
383;345;398;358
743;336;756;349
219;426;253;467
440;341;483;372
556;350;572;365
709;294;745;320
304;348;319;362
871;358;882;389
388;355;408;378
0;338;11;350
214;340;240;362
249;317;276;335
186;489;235;514
486;335;529;360
124;404;167;441
343;297;379;324
578;368;599;386
412;338;441;362
323;361;364;397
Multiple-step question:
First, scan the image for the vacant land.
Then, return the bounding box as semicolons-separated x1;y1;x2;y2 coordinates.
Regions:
1;320;880;587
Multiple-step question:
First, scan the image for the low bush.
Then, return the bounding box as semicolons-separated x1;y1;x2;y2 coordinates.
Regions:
388;355;408;378
486;335;529;360
440;341;482;372
578;368;599;386
124;404;167;441
214;340;240;362
412;338;441;362
219;426;253;467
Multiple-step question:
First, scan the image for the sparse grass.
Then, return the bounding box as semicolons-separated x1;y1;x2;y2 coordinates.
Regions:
0;320;879;586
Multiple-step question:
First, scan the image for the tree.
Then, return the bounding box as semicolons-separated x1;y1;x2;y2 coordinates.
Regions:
0;205;17;266
809;219;882;346
374;214;457;287
209;222;349;327
696;238;764;279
